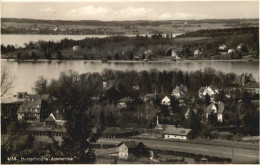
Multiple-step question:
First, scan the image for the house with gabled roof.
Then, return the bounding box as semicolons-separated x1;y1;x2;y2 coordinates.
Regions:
17;94;54;123
142;92;157;103
117;140;146;159
161;96;171;106
205;101;225;123
117;96;135;108
45;110;66;126
163;126;192;140
198;86;219;98
171;84;188;98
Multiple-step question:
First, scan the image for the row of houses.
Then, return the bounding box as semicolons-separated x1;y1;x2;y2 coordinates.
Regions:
117;85;219;108
194;43;246;57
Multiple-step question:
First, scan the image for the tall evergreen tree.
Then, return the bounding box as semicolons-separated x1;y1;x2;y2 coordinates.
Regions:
205;93;211;106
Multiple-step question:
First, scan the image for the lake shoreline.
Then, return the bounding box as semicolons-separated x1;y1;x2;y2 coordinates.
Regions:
1;58;259;63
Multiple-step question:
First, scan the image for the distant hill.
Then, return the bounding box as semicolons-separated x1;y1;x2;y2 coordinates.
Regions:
1;17;259;26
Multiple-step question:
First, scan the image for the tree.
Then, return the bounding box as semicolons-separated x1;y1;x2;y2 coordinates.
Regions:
1;120;28;163
184;73;190;89
188;110;201;138
25;134;35;149
129;52;134;60
100;109;105;128
115;53;119;60
17;51;21;60
31;51;38;60
242;90;251;105
57;51;63;60
208;112;217;126
1;66;15;98
50;70;102;163
32;76;48;94
205;93;211;106
177;71;184;85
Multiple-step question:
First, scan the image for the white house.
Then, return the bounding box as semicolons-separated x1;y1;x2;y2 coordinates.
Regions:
161;96;171;106
73;46;80;52
46;112;66;126
117;141;145;159
228;49;235;54
194;50;201;57
237;44;243;50
198;86;219;98
117;143;128;159
205;101;225;123
163;126;192;140
171;50;177;58
219;44;227;50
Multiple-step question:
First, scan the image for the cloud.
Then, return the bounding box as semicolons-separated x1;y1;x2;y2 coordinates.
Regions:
42;6;212;21
174;12;208;19
65;6;174;21
67;6;111;17
40;7;54;13
158;13;172;20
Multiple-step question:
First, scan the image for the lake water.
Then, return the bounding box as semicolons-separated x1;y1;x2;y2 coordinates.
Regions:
1;33;182;47
1;59;259;96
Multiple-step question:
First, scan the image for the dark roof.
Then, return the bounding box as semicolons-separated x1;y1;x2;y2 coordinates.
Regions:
174;85;188;95
54;113;64;120
117;140;144;149
18;95;42;112
163;127;191;136
45;115;55;122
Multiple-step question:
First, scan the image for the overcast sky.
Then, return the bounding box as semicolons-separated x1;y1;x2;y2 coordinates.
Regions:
1;1;259;21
